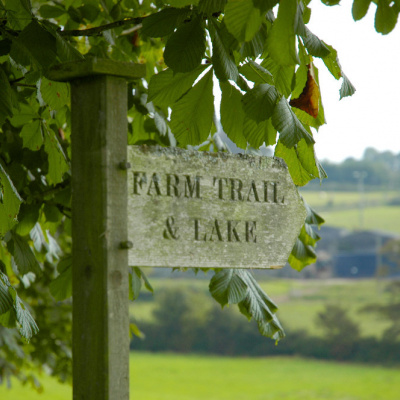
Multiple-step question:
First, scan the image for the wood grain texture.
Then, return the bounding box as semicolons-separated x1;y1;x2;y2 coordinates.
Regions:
71;75;129;400
127;146;307;269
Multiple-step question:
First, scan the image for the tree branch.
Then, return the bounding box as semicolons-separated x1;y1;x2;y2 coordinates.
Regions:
58;17;143;37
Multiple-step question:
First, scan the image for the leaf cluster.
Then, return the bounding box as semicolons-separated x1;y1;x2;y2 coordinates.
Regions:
0;0;388;386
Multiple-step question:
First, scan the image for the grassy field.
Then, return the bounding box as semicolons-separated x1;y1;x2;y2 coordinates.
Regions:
2;353;400;400
318;206;400;233
299;190;400;211
299;190;400;234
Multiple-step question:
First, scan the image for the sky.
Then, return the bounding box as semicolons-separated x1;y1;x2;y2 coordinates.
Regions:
307;1;400;163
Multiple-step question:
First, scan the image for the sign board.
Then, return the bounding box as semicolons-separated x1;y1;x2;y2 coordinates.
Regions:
127;146;306;269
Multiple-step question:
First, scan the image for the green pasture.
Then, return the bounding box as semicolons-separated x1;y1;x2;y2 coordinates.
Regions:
299;190;400;211
2;353;400;400
320;206;400;234
300;190;400;234
266;279;393;338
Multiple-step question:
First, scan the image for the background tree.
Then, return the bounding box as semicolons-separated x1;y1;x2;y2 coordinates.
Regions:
0;0;398;387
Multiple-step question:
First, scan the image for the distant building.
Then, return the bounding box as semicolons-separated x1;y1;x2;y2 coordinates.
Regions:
313;227;400;278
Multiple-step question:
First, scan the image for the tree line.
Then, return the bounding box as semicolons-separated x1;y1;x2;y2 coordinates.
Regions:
131;284;400;365
305;147;400;190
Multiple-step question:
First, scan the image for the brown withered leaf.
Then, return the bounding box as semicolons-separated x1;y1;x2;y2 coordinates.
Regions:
290;64;320;118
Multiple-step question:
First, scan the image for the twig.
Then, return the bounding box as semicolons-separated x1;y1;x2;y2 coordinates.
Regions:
121;23;142;36
59;17;143;37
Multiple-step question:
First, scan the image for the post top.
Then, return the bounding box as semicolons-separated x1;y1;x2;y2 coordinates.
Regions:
47;57;146;82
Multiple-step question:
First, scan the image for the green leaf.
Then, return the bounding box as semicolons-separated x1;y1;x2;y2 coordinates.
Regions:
294;1;307;37
39;4;67;18
166;0;200;6
148;65;208;107
209;269;247;305
142;7;191;37
322;44;341;80
339;73;356;100
352;0;372;21
0;66;13;125
170;69;214;145
8;232;41;276
209;19;239;82
375;0;398;34
272;97;314;148
242;83;279;122
224;0;263;42
54;31;85;62
0;39;11;56
198;0;227;14
4;0;32;30
49;257;72;301
30;223;47;253
266;0;299;66
0;272;13;315
0;163;23;237
275;139;323;186
129;267;153;300
304;199;325;226
239;60;273;85
291;46;308;99
301;27;331;58
321;0;341;5
261;56;295;97
13;291;39;341
288;237;317;271
14;203;40;237
40;78;70;110
243;117;277;148
289;199;324;271
12;20;57;70
239;22;267;59
219;81;247;149
20;119;43;151
43;124;69;185
129;268;142;300
253;0;279;13
210;269;285;341
164;15;206;73
9;102;39;127
154;110;169;136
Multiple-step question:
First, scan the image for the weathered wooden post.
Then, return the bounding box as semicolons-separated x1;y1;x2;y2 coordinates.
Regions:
49;58;145;400
49;57;307;400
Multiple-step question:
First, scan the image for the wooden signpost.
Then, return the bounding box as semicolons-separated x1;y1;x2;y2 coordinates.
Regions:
49;58;306;400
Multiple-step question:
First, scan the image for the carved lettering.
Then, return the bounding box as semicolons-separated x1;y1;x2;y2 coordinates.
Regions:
213;177;228;200
246;180;260;202
184;175;202;198
133;171;146;195
227;220;240;242
163;216;179;239
194;219;201;241
264;181;284;204
206;219;223;242
166;174;180;197
272;182;284;204
230;178;243;201
147;173;162;196
245;221;257;243
192;219;258;243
